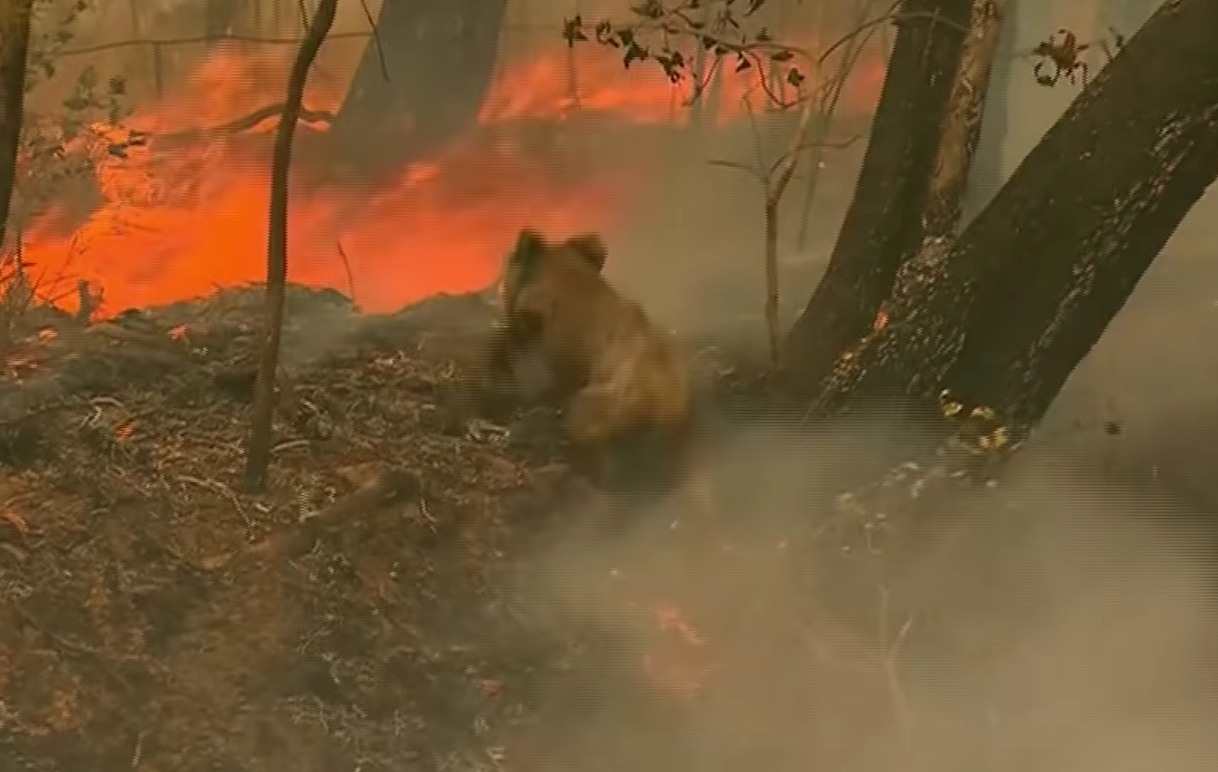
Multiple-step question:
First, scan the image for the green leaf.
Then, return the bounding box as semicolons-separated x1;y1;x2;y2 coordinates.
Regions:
77;65;97;90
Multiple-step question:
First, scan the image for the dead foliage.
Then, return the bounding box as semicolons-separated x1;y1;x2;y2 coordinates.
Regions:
0;283;909;772
0;284;622;771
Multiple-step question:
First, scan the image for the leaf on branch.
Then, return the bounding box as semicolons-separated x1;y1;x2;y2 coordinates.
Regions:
769;48;794;63
595;20;616;45
624;42;650;69
735;54;752;73
786;68;805;88
745;0;767;17
78;65;97;90
655;51;686;83
561;16;589;47
755;27;772;43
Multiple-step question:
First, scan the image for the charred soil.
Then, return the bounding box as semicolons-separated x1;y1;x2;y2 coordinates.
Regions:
0;283;1213;772
0;285;717;771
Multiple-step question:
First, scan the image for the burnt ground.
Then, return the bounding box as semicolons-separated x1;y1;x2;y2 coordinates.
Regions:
0;284;786;772
0;283;1215;772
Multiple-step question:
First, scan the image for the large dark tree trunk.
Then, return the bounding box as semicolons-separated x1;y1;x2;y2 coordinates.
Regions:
329;0;509;174
943;0;1218;431
780;0;975;395
811;0;1218;439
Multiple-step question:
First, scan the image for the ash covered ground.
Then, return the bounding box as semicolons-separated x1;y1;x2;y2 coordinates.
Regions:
0;280;1214;772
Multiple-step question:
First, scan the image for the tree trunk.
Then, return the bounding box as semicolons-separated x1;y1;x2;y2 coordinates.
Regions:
809;0;1009;411
242;0;339;493
943;0;1218;432
962;0;1019;221
920;0;1009;239
804;0;1218;444
0;0;33;259
329;0;509;175
780;0;975;396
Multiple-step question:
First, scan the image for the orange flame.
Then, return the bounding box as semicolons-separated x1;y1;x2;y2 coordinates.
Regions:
20;39;884;317
636;599;719;701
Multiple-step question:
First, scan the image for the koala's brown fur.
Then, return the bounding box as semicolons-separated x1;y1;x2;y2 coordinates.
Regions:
470;229;707;504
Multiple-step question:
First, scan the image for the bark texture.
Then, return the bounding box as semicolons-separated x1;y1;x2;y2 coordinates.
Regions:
0;0;34;256
243;0;339;492
962;0;1020;221
781;0;974;395
798;0;1010;409
329;0;509;174
809;0;1218;440
946;0;1218;429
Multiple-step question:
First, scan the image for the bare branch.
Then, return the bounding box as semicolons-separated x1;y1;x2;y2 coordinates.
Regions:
357;0;390;83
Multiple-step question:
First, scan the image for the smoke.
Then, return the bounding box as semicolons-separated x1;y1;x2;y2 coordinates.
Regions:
504;413;1218;772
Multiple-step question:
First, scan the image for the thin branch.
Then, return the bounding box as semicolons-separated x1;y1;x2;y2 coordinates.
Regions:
357;0;390;82
335;239;357;303
768;133;862;178
620;0;969;112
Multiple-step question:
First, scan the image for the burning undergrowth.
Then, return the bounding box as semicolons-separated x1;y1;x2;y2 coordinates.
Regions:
0;283;781;771
0;285;1214;772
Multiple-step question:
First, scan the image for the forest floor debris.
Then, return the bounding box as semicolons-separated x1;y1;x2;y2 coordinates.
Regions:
0;284;649;771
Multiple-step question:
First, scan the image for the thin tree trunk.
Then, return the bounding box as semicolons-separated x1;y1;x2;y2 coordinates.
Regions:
810;0;1010;409
764;198;780;366
963;0;1019;221
0;0;34;258
780;0;975;395
918;0;1010;240
944;0;1218;432
242;0;339;493
329;0;509;176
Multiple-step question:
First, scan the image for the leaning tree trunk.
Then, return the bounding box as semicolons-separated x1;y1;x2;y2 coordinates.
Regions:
943;0;1218;433
329;0;509;175
0;0;34;258
780;0;975;396
810;0;1218;440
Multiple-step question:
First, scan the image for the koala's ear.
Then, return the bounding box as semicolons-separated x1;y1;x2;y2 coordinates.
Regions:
564;233;607;273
